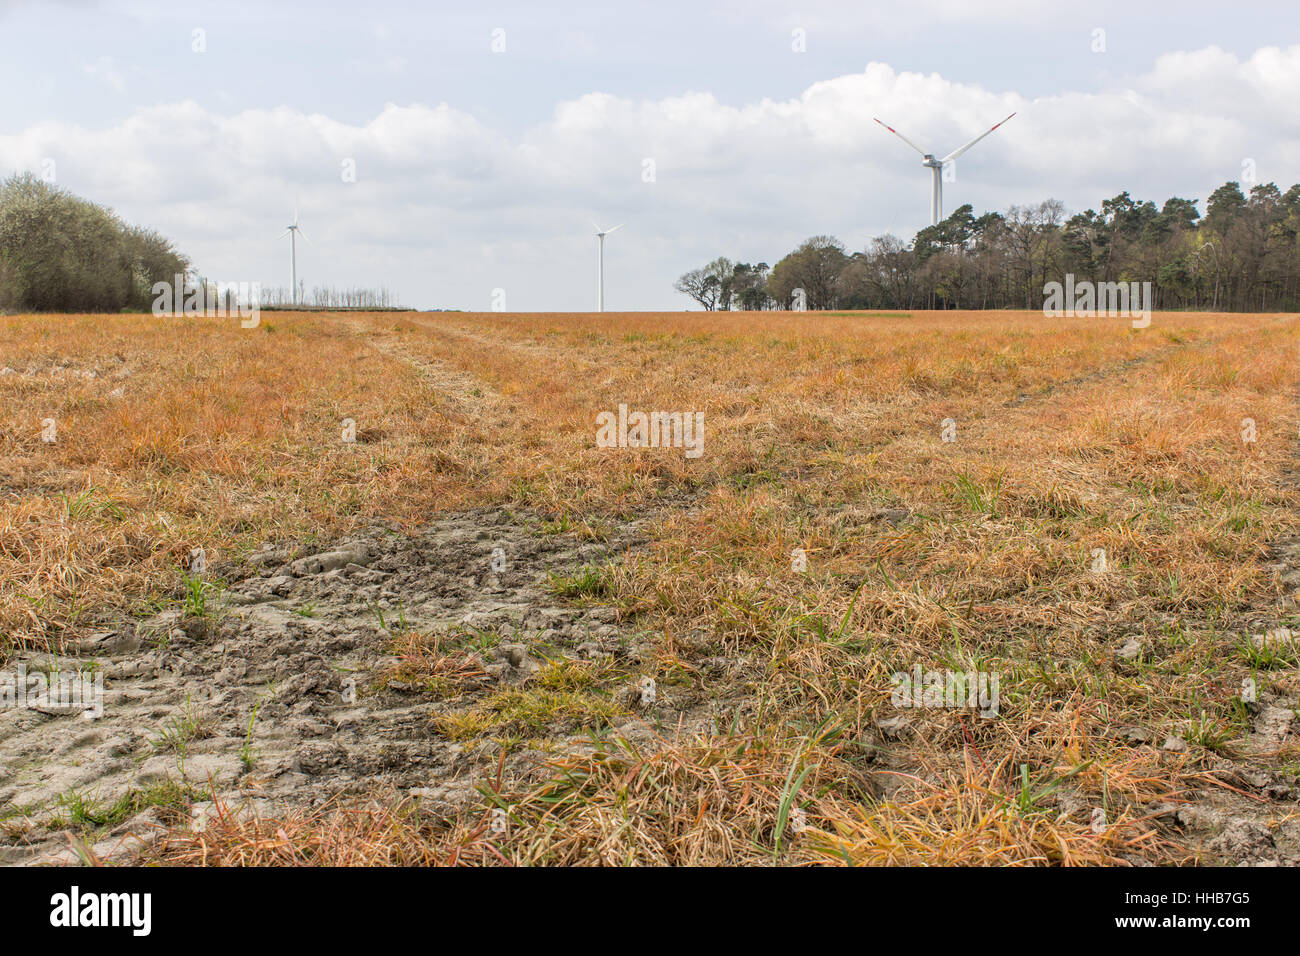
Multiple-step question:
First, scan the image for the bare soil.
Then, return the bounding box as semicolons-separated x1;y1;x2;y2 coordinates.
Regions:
0;508;669;864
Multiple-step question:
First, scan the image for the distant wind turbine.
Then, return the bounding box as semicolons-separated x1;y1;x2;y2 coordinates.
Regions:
593;222;623;312
277;209;310;304
873;113;1016;226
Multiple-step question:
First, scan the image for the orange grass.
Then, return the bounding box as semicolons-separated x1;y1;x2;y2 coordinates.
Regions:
3;308;1297;864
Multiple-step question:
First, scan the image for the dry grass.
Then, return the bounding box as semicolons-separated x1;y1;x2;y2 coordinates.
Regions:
142;794;486;866
3;307;1298;865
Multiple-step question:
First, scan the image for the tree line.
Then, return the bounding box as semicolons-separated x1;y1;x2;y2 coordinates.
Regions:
0;174;190;313
259;284;403;309
674;181;1300;312
0;176;403;314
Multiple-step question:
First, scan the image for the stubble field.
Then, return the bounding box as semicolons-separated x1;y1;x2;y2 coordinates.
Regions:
1;307;1298;866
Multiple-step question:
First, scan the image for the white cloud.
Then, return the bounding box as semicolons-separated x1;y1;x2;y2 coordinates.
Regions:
3;46;1298;310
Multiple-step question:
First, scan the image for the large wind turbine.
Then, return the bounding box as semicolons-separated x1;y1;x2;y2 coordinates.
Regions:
873;113;1016;226
593;222;622;312
277;210;310;304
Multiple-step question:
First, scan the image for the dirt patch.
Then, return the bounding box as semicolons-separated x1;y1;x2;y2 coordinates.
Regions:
1160;536;1300;865
0;508;663;865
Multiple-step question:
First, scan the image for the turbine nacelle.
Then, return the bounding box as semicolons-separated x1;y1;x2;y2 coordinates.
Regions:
874;113;1016;225
592;221;623;312
277;210;309;305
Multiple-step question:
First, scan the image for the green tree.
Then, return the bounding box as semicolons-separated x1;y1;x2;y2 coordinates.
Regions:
767;236;847;310
0;173;189;312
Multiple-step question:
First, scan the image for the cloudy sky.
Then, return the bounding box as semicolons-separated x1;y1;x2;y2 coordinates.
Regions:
0;0;1296;310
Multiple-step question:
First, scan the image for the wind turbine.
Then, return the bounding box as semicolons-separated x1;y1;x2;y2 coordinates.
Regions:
873;113;1016;226
277;209;310;305
593;222;622;312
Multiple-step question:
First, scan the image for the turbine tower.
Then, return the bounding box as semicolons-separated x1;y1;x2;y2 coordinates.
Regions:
593;222;622;312
873;113;1016;226
277;210;309;305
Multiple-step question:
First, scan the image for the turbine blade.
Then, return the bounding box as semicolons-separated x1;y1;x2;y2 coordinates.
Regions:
873;118;928;157
277;230;290;239
940;112;1016;163
606;223;623;234
297;228;312;244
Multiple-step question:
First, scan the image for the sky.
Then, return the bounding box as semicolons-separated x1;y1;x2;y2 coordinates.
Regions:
0;0;1297;311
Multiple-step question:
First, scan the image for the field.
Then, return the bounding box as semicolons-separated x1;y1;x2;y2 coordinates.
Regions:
1;308;1299;866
